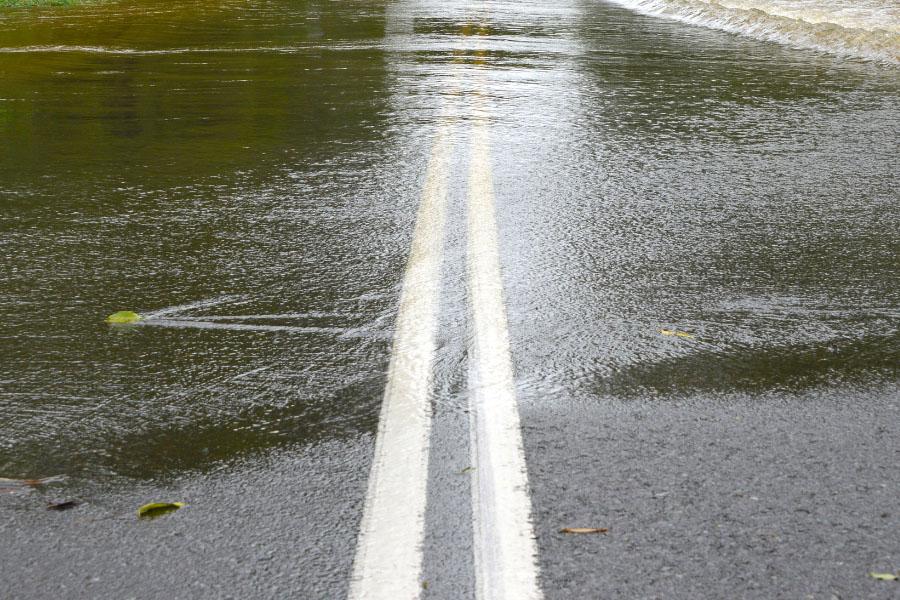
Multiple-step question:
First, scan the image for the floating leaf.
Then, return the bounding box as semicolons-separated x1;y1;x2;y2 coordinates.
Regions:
0;475;66;494
106;311;142;324
658;329;694;339
459;466;475;475
47;500;79;511
138;502;185;519
560;527;608;534
869;572;898;581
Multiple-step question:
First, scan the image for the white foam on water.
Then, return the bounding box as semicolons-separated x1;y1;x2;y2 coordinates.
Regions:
606;0;900;63
170;312;353;321
136;319;346;334
142;295;248;319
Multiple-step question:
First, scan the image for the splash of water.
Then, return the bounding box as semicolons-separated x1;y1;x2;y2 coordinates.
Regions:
608;0;900;64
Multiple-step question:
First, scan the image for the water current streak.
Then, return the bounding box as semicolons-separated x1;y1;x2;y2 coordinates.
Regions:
607;0;900;64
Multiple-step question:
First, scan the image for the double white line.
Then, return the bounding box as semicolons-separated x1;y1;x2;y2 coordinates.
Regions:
348;115;542;599
348;126;450;600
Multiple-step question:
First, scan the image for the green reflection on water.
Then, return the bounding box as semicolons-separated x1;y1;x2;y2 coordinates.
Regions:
0;0;395;483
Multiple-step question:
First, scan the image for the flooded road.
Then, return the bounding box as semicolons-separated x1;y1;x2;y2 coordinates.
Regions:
1;0;898;598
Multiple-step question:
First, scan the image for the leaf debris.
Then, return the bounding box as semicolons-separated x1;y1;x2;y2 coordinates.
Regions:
106;311;142;324
138;502;185;519
560;527;608;534
0;475;67;494
658;329;694;339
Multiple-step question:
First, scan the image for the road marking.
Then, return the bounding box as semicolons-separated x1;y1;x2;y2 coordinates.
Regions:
467;120;543;600
348;127;451;600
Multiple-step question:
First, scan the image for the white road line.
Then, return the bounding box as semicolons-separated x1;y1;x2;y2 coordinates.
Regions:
348;126;451;600
467;121;543;600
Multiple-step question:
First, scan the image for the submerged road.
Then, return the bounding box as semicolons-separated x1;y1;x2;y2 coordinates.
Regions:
351;97;543;600
1;0;899;598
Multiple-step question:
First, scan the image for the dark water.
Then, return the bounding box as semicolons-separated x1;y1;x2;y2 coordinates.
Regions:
1;0;898;487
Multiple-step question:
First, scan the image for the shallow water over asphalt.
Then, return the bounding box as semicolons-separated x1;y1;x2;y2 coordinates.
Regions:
1;0;898;598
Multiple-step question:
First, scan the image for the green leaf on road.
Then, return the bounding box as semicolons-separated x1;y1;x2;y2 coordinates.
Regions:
869;572;898;581
106;311;142;324
138;502;185;519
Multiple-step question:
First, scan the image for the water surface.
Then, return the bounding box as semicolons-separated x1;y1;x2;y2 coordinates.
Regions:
1;0;898;490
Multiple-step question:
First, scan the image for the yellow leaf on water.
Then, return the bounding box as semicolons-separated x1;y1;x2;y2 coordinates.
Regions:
869;572;898;581
138;502;185;519
659;329;694;339
106;311;142;324
0;475;66;494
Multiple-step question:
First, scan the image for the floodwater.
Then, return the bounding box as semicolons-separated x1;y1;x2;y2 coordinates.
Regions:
1;0;898;498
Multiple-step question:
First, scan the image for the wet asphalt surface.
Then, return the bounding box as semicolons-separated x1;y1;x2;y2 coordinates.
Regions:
2;0;899;598
3;391;898;599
